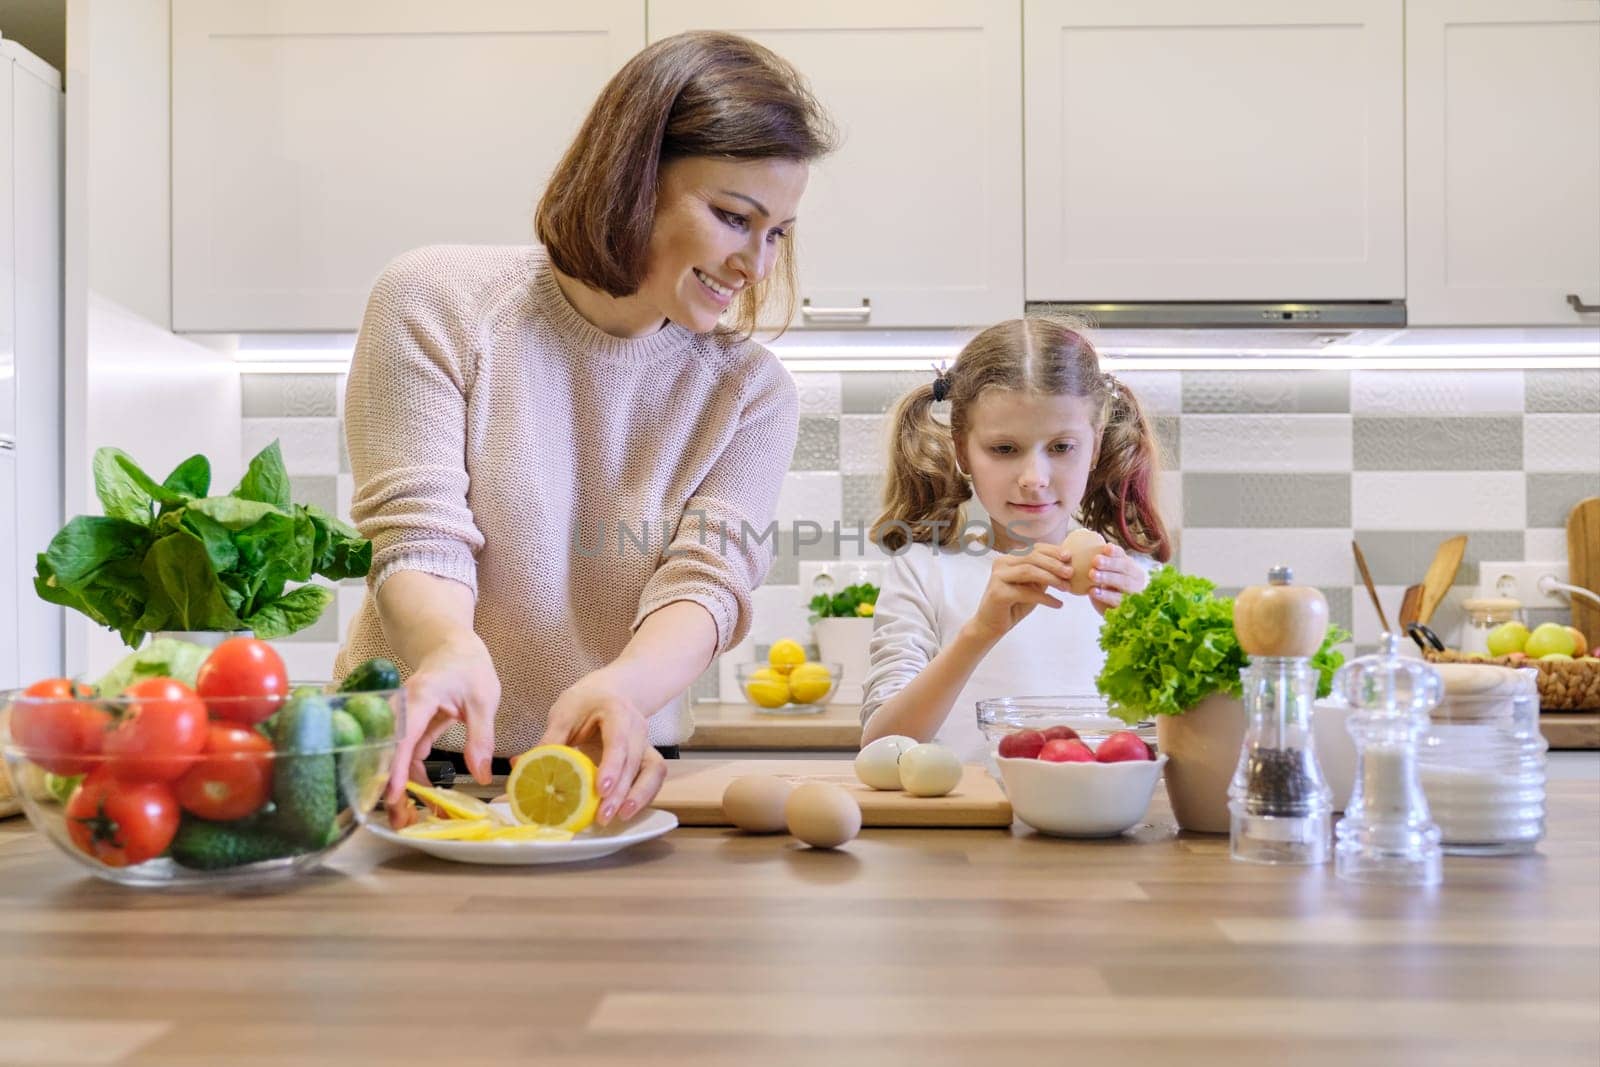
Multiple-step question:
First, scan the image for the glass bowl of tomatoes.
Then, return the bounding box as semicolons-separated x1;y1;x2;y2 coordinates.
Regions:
0;639;405;889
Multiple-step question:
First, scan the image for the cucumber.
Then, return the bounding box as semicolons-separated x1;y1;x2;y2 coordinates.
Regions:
337;657;400;693
270;692;338;848
332;708;365;749
344;692;395;741
170;818;303;870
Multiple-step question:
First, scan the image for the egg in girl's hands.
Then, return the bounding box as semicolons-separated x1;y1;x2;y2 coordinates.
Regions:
854;734;918;790
785;782;862;849
1061;528;1107;596
898;743;962;797
722;775;794;833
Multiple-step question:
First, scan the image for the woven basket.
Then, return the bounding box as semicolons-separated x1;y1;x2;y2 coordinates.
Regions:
1424;650;1600;711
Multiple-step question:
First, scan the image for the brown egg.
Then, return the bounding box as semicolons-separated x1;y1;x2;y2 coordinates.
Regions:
784;782;862;849
1063;527;1107;596
722;775;794;833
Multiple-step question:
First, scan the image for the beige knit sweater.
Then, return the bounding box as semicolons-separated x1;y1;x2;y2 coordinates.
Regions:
332;245;799;753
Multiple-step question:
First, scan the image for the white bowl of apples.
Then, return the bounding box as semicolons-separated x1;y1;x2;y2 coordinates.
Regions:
993;727;1167;838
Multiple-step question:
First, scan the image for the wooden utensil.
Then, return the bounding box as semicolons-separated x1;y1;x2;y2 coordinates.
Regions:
653;759;1013;828
1352;540;1391;633
1416;534;1469;626
1398;584;1423;629
1568;497;1600;646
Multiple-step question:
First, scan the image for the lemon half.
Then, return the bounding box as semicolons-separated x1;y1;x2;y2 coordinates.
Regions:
506;744;600;833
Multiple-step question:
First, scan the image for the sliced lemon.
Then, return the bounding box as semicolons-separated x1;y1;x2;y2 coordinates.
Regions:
767;638;806;676
744;666;791;708
486;824;576;843
399;818;495;841
787;662;834;704
404;781;494;821
506;744;600;832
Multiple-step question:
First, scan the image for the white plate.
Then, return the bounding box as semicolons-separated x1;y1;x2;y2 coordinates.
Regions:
364;805;678;866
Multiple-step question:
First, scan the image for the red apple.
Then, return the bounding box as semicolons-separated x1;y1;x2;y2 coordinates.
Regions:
1039;738;1095;763
998;729;1046;759
1095;730;1154;763
1040;725;1081;743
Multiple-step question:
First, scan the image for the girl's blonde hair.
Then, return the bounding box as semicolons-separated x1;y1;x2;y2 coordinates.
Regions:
870;317;1172;561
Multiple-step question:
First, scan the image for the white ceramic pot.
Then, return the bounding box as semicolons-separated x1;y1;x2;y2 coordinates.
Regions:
812;616;873;703
996;753;1168;837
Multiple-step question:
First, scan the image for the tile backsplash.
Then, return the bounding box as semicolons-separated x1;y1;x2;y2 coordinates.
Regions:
245;367;1600;700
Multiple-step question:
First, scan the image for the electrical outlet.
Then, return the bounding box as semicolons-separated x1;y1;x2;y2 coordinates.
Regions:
1477;561;1570;608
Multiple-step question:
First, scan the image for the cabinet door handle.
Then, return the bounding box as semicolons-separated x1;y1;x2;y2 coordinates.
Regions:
1568;293;1600;314
800;298;871;323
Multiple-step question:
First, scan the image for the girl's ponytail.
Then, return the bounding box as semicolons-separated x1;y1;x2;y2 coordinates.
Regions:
870;382;972;552
1080;376;1173;562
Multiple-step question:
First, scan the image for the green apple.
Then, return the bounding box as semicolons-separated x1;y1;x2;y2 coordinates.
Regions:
1485;621;1530;656
1526;622;1577;658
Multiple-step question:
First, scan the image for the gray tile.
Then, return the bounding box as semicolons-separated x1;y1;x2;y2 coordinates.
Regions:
276;596;342;642
1352;416;1522;470
1527;472;1600;528
291;475;339;516
1350;530;1524;587
338;425;351;475
1182;370;1349;414
842;371;932;414
241;374;339;418
842;473;887;524
1155;414;1180;469
789;416;840;471
753;641;820;663
763;551;799;586
689;662;721;703
1183;473;1351;527
1526;369;1600;413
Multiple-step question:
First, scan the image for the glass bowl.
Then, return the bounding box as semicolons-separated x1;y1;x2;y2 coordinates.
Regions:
976;694;1155;750
1;683;403;889
736;661;842;716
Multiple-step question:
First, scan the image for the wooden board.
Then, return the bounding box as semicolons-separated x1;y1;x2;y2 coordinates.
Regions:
1542;713;1600;751
1569;497;1600;646
682;702;862;751
656;759;1013;828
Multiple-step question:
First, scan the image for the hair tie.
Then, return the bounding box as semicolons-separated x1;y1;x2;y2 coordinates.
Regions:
1103;372;1120;400
931;361;950;403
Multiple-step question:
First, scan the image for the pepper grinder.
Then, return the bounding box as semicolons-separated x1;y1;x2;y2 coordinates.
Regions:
1333;632;1443;885
1228;565;1334;865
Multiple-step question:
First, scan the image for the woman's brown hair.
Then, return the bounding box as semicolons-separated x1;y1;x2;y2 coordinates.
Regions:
871;318;1173;561
536;31;835;337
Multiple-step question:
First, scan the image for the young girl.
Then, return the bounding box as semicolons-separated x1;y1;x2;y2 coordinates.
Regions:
859;317;1173;762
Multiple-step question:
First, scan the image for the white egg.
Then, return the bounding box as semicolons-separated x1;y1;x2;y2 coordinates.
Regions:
854;734;918;790
785;782;862;849
898;743;962;797
722;775;793;833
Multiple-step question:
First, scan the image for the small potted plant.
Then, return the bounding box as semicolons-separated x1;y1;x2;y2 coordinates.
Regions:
808;578;879;701
1095;567;1347;833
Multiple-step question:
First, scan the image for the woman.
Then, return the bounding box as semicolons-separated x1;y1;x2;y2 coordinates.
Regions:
333;31;835;827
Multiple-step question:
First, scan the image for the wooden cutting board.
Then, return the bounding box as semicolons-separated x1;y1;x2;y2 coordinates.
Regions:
655;759;1013;828
1569;498;1600;646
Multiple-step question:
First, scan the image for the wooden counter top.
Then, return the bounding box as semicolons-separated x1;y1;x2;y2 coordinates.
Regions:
1;773;1596;1064
683;701;862;751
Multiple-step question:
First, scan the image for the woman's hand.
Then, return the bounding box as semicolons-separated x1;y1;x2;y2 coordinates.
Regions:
963;542;1073;646
1086;544;1147;616
384;632;500;828
538;670;668;827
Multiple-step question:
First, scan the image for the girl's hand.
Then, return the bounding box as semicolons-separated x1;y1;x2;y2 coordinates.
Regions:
964;543;1073;645
384;633;501;828
1087;544;1147;616
538;671;668;827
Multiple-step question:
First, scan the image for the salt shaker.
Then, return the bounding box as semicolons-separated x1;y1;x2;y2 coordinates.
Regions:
1228;565;1334;865
1333;632;1443;886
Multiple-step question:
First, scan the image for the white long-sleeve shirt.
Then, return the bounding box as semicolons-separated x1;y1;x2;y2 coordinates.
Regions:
860;539;1145;763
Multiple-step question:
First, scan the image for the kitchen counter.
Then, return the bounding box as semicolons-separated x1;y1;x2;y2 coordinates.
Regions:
1;772;1596;1065
684;701;862;751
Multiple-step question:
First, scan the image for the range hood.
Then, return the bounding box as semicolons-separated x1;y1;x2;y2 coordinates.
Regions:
1025;301;1406;329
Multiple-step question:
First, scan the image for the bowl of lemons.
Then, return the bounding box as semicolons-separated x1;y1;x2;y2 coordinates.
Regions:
737;639;840;715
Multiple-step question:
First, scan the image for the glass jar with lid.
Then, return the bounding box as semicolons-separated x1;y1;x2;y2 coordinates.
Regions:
1458;597;1526;656
1416;664;1547;855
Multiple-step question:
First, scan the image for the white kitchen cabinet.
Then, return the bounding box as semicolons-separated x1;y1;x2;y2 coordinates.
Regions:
171;1;645;332
1023;0;1405;302
649;1;1023;328
1406;0;1600;326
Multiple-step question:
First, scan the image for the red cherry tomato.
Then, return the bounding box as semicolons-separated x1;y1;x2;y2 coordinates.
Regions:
9;678;112;776
65;768;180;867
173;724;274;821
102;677;208;782
195;638;289;725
